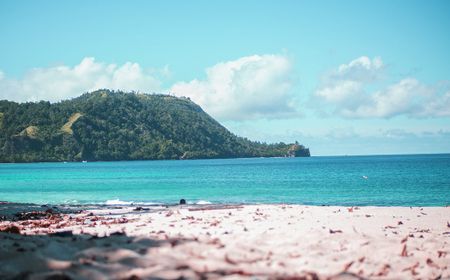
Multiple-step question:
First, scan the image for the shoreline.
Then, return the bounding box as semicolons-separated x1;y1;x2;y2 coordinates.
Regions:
2;200;448;211
1;203;449;279
0;155;311;165
1;153;450;165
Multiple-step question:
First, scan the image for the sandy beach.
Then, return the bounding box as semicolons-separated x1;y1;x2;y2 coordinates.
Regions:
0;203;449;279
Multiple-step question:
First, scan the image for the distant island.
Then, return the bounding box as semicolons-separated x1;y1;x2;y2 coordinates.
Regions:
0;90;310;162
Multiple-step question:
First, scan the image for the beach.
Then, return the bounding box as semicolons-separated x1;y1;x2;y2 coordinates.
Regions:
0;203;449;279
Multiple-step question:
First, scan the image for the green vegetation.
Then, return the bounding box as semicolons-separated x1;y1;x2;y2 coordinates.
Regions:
0;90;310;162
0;112;4;129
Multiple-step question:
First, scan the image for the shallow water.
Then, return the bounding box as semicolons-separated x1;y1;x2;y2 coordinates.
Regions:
0;154;449;206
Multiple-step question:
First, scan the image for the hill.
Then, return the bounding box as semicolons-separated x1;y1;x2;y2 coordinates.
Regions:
0;90;310;162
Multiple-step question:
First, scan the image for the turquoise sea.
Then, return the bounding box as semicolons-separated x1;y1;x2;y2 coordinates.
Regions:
0;154;449;206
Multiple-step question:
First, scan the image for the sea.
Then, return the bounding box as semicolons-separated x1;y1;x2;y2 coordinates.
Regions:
0;154;449;206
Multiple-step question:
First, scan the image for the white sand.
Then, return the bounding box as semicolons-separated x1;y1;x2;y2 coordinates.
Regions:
0;204;449;279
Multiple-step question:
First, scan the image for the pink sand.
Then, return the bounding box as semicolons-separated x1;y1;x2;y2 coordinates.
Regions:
0;204;449;279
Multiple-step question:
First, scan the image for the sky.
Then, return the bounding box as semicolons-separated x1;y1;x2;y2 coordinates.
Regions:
1;0;449;155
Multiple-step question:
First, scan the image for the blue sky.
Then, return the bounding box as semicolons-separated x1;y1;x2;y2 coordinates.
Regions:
1;0;449;155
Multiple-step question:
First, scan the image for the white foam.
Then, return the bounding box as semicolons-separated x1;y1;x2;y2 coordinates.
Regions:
104;199;134;205
195;200;212;205
104;199;160;206
62;199;79;204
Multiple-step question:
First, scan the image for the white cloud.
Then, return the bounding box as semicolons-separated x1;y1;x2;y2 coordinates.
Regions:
341;78;432;118
0;57;162;102
337;56;383;80
315;80;362;104
313;56;384;115
420;91;450;117
314;56;450;118
170;54;298;120
0;55;299;121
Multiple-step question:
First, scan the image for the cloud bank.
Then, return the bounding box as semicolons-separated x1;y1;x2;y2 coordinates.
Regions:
170;54;297;120
314;56;450;118
0;55;298;121
0;57;162;102
300;128;450;156
1;55;449;121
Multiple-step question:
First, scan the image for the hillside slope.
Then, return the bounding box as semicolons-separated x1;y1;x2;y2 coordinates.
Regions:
0;90;310;162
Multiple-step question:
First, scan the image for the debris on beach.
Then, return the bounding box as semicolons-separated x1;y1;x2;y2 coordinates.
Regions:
0;225;20;234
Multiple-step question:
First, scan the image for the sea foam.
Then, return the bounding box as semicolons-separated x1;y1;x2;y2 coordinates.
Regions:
195;200;212;205
104;199;134;205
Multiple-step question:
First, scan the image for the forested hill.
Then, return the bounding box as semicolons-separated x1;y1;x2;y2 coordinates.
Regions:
0;90;310;162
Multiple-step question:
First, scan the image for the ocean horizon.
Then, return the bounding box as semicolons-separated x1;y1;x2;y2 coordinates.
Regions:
1;153;449;206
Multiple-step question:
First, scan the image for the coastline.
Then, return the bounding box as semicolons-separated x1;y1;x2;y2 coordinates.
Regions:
1;202;449;279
